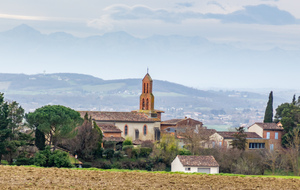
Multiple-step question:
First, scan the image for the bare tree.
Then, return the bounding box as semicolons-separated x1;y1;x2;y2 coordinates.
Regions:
61;120;101;161
284;127;300;175
264;149;281;175
176;125;210;155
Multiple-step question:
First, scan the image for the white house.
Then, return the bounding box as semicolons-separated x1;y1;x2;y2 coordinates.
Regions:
171;155;219;174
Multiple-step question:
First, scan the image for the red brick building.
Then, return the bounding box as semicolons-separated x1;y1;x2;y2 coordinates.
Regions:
248;122;284;150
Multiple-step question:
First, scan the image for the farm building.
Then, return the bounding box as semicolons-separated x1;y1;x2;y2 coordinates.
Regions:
171;155;219;174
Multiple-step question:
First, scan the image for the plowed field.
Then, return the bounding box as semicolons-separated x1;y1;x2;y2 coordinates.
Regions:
0;165;300;189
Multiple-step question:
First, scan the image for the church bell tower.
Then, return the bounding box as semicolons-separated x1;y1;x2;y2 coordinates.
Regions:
139;73;155;111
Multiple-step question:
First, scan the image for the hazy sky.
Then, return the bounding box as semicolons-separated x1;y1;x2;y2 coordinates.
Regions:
1;0;300;89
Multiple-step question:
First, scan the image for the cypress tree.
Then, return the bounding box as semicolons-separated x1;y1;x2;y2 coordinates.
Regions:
35;128;45;150
264;91;273;123
0;93;10;164
292;94;296;105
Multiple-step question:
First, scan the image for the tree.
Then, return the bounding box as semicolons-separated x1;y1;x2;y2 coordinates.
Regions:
176;125;210;155
151;134;180;167
283;127;300;175
35;128;45;150
274;98;300;147
61;119;103;161
264;91;273;123
231;127;247;151
5;101;34;164
0;93;10;164
26;105;83;150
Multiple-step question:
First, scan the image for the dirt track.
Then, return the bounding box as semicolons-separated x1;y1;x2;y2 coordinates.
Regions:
0;165;300;189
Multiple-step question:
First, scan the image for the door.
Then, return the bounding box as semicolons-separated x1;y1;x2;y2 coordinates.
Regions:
197;168;211;174
135;129;139;140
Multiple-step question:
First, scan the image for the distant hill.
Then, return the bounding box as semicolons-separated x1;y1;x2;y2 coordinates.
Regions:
0;73;286;127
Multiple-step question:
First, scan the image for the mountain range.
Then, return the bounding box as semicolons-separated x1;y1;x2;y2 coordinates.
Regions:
1;24;300;89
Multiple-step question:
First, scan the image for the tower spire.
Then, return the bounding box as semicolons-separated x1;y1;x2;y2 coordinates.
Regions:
139;72;154;111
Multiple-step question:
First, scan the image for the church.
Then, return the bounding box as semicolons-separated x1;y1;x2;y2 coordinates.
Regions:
79;73;164;142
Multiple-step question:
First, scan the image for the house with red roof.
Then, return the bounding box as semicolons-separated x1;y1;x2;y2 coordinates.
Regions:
248;122;284;150
210;131;269;150
171;155;219;174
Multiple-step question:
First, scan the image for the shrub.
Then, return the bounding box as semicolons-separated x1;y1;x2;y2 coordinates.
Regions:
132;148;140;159
178;148;192;155
123;138;133;146
82;163;92;168
111;162;122;169
103;141;116;149
141;140;154;149
49;150;73;168
114;151;123;161
116;145;122;151
34;146;73;168
103;163;112;169
140;147;152;157
103;149;114;160
122;145;134;158
14;157;34;166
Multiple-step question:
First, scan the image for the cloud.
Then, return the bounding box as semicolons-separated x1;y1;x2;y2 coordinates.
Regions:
89;4;299;28
176;2;194;8
206;4;298;25
0;13;85;23
0;13;48;21
103;4;203;23
207;1;226;11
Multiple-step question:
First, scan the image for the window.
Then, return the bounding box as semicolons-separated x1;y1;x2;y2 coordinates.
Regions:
146;99;149;110
142;99;145;110
270;144;274;151
135;129;139;140
185;168;191;171
143;125;147;135
124;125;128;136
143;83;146;93
219;142;222;147
249;143;265;149
275;132;278;139
147;83;149;93
266;132;270;139
212;141;215;147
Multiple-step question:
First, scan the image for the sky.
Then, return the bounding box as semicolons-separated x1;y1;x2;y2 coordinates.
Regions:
1;0;300;90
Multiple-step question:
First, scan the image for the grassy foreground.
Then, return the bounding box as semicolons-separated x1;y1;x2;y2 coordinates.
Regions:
1;165;300;189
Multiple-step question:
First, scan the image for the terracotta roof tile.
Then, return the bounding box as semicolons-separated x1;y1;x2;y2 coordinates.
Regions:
251;122;284;130
79;111;160;122
177;155;219;167
96;122;122;133
161;118;203;125
217;132;262;139
161;119;184;125
103;137;125;142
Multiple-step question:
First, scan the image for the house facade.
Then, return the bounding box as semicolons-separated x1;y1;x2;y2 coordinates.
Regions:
248;122;284;150
171;155;219;174
161;117;203;133
96;123;125;143
210;131;269;150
